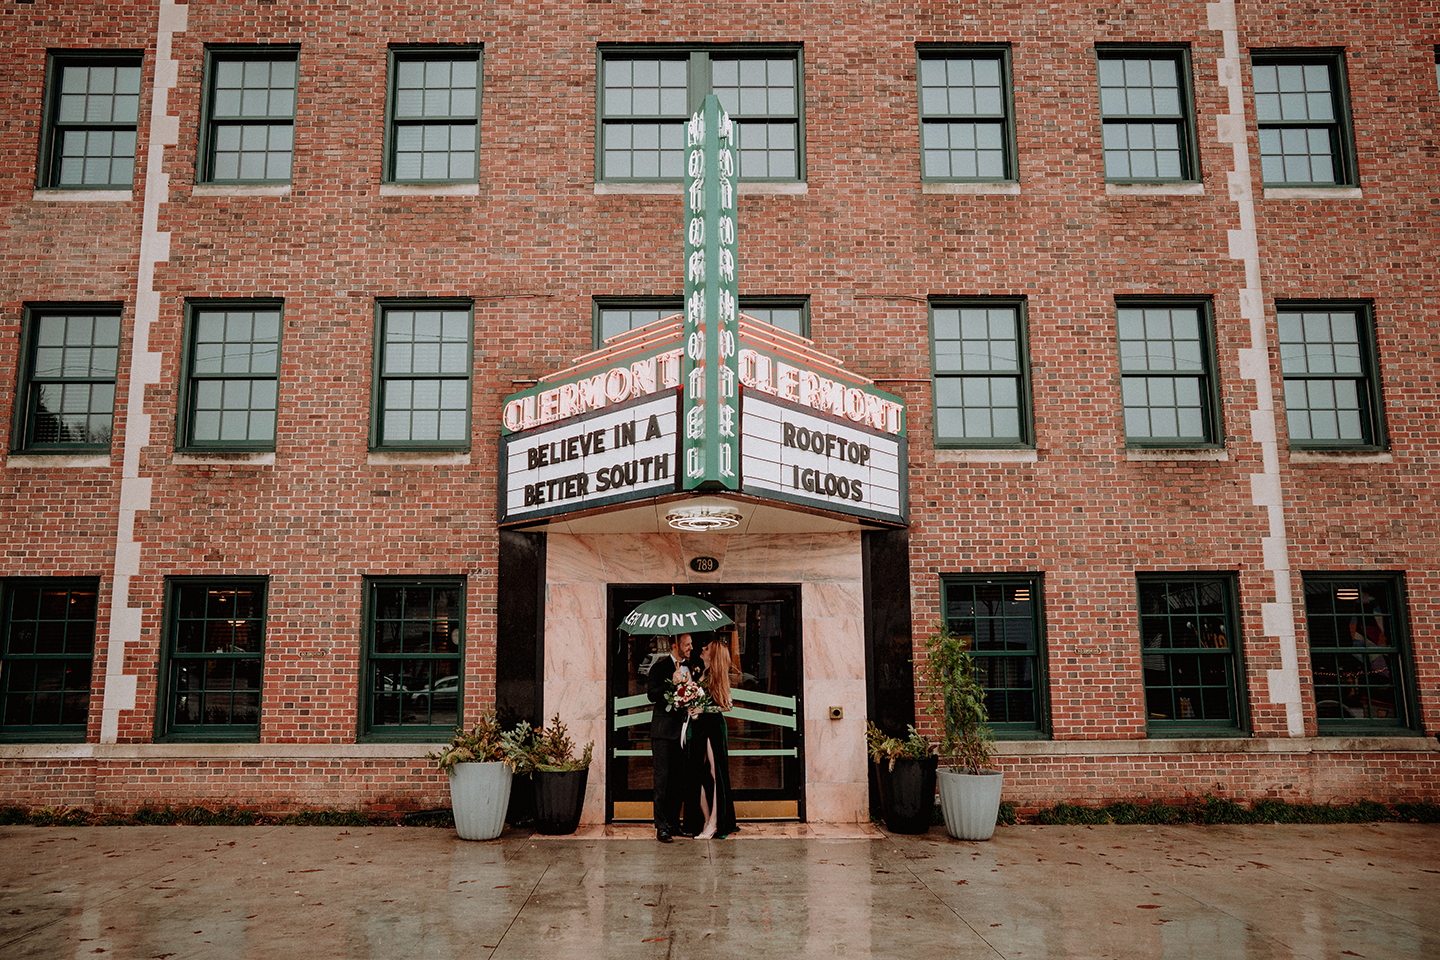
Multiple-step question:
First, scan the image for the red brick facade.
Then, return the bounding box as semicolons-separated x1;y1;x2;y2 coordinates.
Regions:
1;1;1436;815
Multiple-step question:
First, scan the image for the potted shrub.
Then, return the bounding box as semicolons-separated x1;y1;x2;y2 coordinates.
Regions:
866;721;938;834
429;713;514;841
502;714;594;835
919;625;1004;840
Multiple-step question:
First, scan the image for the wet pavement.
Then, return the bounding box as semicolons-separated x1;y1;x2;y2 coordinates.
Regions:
1;822;1436;959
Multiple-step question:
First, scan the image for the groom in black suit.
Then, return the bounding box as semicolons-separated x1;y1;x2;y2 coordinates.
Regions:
646;632;693;842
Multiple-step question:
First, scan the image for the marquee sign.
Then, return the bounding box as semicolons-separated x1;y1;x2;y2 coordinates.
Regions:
495;96;908;529
681;95;740;491
499;390;680;524
741;394;905;524
495;322;909;527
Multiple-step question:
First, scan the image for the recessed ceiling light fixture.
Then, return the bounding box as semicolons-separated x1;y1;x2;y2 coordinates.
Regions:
666;505;742;531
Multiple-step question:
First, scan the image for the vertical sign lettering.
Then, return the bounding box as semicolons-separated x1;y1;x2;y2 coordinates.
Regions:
681;94;740;490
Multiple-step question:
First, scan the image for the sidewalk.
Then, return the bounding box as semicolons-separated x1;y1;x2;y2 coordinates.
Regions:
1;822;1436;959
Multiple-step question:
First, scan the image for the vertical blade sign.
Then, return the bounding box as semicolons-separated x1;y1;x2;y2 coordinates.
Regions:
681;94;740;490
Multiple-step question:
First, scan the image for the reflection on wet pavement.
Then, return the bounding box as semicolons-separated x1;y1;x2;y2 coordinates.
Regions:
1;823;1437;959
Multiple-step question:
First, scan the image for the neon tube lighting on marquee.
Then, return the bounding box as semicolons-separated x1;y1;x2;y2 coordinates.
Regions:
501;344;904;437
502;313;905;438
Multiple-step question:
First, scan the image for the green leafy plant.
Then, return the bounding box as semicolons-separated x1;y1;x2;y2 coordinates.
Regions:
865;721;934;770
917;623;996;773
501;714;594;773
428;713;511;773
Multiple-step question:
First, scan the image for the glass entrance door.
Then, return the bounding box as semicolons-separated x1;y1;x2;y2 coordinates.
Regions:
607;584;803;821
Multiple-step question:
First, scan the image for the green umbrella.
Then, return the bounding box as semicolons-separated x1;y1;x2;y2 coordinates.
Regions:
618;595;733;635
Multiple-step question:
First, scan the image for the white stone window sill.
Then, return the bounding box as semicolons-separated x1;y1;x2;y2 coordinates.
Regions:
922;182;1020;195
33;189;134;202
594;182;809;196
367;451;471;466
995;735;1436;756
0;743;437;761
1106;182;1205;196
1289;450;1393;465
935;448;1039;464
1264;186;1362;200
379;183;479;197
1126;448;1229;462
4;453;112;469
191;184;292;197
173;452;276;467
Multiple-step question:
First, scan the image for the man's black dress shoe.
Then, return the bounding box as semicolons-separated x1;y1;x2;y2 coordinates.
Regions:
657;832;673;843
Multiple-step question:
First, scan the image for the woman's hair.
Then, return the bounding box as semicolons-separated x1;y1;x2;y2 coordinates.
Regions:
704;641;734;711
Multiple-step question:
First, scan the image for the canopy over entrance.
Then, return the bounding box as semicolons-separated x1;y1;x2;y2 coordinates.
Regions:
497;316;908;534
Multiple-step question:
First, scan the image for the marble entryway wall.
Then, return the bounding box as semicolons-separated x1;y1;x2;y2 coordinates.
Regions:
544;531;869;825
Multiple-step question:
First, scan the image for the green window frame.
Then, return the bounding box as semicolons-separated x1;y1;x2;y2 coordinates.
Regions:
597;45;804;182
941;575;1048;738
1252;50;1357;187
930;298;1032;448
384;45;482;184
361;578;464;739
178;300;282;452
38;52;144;189
1137;574;1247;736
13;304;121;453
371;300;474;451
1276;302;1385;450
157;578;266;741
0;579;98;742
1096;45;1199;182
917;44;1017;182
199;45;298;184
1303;574;1418;735
594;296;808;348
1117;299;1221;447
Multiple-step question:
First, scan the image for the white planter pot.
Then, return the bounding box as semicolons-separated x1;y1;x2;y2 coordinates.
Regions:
937;767;1004;841
447;761;513;841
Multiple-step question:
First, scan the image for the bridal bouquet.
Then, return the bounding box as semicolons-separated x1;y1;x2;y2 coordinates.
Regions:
666;676;712;715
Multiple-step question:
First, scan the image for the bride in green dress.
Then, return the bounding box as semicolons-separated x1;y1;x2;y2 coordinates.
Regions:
686;637;739;839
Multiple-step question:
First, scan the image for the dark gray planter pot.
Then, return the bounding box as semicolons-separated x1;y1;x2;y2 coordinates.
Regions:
874;756;938;834
532;767;590;835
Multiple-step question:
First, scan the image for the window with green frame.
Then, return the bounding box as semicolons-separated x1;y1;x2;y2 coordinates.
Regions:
159;579;266;740
0;580;97;741
1096;46;1199;182
941;576;1047;737
372;300;473;450
1251;50;1356;186
1117;299;1220;446
930;298;1032;447
385;46;481;183
362;579;463;737
199;46;298;184
1276;302;1385;449
1303;575;1417;733
917;45;1016;181
594;297;808;347
1137;574;1246;734
178;301;281;451
38;52;143;189
13;304;120;452
598;45;803;182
